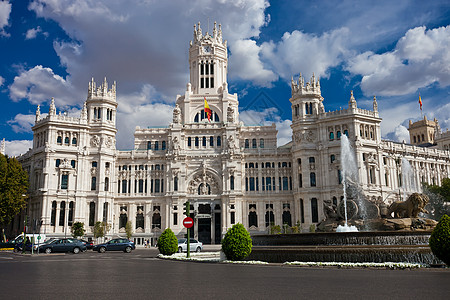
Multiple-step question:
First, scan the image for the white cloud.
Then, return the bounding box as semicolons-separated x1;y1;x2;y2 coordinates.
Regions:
229;39;277;86
261;28;351;81
9;65;78;107
4;140;33;157
0;75;4;86
25;26;48;39
7;113;36;133
0;0;11;36
346;26;450;96
239;107;292;146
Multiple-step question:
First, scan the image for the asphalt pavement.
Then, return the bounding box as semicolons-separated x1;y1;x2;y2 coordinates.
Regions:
0;248;449;299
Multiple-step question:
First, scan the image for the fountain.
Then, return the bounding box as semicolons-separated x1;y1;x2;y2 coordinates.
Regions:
246;136;443;265
337;135;359;232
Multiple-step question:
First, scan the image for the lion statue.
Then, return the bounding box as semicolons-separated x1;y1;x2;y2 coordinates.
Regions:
388;193;429;218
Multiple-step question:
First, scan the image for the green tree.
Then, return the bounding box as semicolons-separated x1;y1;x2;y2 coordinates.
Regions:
93;221;104;239
221;223;252;261
157;228;178;255
429;214;450;266
125;221;133;239
0;154;29;227
71;222;85;238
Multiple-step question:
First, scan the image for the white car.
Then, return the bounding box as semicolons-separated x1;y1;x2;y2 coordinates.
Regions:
177;238;203;253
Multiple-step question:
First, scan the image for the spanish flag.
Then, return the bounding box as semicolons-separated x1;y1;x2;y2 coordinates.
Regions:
419;94;422;110
204;97;212;121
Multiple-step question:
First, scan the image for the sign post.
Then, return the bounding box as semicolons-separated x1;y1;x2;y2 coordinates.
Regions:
183;201;192;258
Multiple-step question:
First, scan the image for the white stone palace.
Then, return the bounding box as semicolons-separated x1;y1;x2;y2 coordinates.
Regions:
11;22;450;245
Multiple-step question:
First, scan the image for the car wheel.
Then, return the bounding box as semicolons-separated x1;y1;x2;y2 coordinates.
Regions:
99;247;106;253
178;247;183;253
124;246;132;253
73;247;80;254
196;247;201;253
45;248;52;254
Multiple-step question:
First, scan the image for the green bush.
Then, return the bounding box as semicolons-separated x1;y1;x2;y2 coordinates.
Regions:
429;214;450;266
221;223;252;261
157;228;178;255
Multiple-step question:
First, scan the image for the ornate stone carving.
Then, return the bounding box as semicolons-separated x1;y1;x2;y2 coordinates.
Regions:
187;164;219;195
173;104;181;124
90;135;100;147
388;193;429;218
227;106;234;123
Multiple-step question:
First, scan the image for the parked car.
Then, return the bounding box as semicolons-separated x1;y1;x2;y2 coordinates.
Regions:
177;238;203;253
13;241;33;252
39;238;87;254
80;239;94;250
93;238;135;253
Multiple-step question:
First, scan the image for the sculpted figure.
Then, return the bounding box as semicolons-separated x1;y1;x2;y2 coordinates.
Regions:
323;199;338;220
388;193;429;218
173;104;181;124
227;106;234;123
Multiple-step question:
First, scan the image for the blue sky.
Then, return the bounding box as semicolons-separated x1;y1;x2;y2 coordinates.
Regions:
1;0;450;155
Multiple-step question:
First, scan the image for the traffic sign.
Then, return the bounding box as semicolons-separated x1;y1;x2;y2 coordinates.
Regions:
37;236;41;240
183;217;194;228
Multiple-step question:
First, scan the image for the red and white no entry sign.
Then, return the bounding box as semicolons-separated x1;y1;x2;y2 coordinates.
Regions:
183;217;194;228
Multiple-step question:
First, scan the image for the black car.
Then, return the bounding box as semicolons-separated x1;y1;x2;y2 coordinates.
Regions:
39;238;87;254
93;238;135;253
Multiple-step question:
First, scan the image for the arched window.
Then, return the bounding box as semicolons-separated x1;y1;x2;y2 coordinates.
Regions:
300;199;304;223
202;136;206;147
136;207;144;229
162;141;166;150
329;132;334;140
174;176;178;191
57;136;62;144
344;129;348;136
260;138;264;148
152;213;161;229
59;201;66;226
337;131;341;139
103;202;108;222
245;139;249;148
187;137;191;147
217;136;221;147
104;177;109;191
311;198;318;223
64;137;69;144
89;202;95;226
195;137;199;147
252;138;257;148
51;201;57;226
248;204;257;227
72;137;77;145
230;176;234;190
56;159;61;167
330;155;335;163
147;141;152;149
210;136;214;147
68;201;74;226
119;212;128;229
154;141;159;150
282;210;292;226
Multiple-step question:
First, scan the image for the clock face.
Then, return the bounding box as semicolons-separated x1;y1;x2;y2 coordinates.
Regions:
203;46;211;53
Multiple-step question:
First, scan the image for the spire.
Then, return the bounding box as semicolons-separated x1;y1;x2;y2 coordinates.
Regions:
213;21;217;39
349;90;357;109
81;101;88;120
49;97;56;115
373;95;378;112
35;105;41;122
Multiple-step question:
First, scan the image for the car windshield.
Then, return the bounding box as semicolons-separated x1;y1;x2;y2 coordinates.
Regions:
178;239;186;244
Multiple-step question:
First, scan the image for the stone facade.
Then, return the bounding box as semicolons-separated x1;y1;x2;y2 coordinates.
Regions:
11;23;450;245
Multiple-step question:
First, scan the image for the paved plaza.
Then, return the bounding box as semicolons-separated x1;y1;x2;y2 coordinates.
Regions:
0;248;448;299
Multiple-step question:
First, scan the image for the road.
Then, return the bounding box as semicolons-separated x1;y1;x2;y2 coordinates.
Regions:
0;248;449;299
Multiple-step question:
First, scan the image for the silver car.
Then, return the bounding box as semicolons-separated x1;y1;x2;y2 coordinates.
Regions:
177;238;203;253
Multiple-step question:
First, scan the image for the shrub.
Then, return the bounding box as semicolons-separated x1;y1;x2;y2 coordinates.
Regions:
221;223;252;261
71;222;85;238
429;214;450;266
157;228;178;255
270;225;281;234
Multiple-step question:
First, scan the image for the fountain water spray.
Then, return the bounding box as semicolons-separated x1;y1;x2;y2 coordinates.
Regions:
337;135;358;232
401;157;419;201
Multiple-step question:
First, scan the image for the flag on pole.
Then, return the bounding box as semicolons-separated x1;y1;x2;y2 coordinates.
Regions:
419;94;422;110
204;97;212;121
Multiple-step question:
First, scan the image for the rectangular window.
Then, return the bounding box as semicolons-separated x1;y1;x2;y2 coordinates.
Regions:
249;177;255;191
205;78;209;88
154;141;159;150
298;173;302;188
139;179;144;193
282;176;288;190
201;78;204;88
155;179;160;193
210;136;214;147
200;63;204;75
231;211;235;224
173;213;178;225
92;161;98;168
210;77;214;88
147;141;151;149
61;174;68;190
210;63;214;74
122;180;127;194
188;137;191;147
